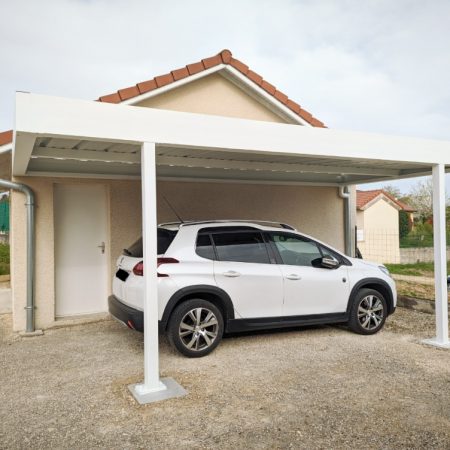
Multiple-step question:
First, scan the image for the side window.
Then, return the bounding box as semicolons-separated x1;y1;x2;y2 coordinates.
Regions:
212;232;270;264
196;234;216;260
271;233;322;266
319;244;341;262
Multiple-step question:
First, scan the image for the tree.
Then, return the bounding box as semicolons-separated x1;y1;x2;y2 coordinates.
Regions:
406;178;449;222
382;184;402;199
399;210;410;238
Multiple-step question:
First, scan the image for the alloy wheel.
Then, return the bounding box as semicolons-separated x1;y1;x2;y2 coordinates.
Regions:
357;294;384;331
179;307;219;351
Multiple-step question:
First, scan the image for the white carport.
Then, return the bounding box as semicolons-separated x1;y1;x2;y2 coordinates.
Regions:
13;92;450;403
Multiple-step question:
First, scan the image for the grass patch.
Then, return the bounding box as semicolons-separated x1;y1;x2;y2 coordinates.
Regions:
384;261;450;277
0;243;10;275
395;281;435;301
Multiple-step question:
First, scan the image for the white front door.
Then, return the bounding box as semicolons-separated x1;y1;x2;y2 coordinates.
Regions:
55;184;108;317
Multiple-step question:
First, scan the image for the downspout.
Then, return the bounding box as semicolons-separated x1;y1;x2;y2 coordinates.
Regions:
0;179;35;332
338;186;353;257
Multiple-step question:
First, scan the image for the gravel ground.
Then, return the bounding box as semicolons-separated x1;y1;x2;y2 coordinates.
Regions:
0;308;449;450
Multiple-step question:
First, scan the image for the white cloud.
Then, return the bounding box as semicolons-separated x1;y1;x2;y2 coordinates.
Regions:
1;0;449;148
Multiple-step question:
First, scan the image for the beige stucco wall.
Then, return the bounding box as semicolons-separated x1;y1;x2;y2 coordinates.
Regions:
11;177;142;331
11;72;350;331
158;181;345;249
11;176;345;331
357;199;400;264
137;73;286;123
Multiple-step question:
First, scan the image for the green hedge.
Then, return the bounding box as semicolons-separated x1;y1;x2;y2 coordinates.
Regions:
0;243;10;275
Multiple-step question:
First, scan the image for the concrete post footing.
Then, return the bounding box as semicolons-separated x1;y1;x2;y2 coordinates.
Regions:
128;377;187;404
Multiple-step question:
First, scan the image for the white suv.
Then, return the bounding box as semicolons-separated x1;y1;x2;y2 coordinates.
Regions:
109;220;396;357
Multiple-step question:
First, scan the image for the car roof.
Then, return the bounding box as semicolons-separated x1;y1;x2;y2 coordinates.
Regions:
158;220;296;232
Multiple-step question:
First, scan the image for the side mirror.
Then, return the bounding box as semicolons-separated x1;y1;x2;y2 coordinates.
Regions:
311;256;340;269
321;256;340;269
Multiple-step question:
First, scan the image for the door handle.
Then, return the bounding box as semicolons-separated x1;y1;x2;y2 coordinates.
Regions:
223;270;241;278
97;242;106;254
286;274;301;280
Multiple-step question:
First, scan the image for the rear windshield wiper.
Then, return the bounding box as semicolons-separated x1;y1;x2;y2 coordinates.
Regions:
122;248;132;256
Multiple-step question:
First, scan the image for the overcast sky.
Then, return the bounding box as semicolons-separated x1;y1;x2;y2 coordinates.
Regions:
1;0;449;193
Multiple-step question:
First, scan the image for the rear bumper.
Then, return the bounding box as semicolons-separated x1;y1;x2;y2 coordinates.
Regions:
108;295;144;332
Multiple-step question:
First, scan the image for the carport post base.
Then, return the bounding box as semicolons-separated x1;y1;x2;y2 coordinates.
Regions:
421;338;450;350
128;378;187;405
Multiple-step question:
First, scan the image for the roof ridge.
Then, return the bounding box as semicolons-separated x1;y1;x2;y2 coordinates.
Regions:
98;49;326;128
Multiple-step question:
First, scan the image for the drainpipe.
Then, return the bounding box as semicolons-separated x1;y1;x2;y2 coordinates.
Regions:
0;179;35;332
338;186;353;257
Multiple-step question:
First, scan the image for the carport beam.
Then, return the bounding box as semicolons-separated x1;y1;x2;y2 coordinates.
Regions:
423;164;450;349
129;142;187;404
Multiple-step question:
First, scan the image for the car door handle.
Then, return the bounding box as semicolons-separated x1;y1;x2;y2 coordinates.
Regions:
285;274;302;280
223;270;241;278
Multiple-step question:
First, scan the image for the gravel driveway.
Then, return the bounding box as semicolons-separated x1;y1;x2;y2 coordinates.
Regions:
0;308;449;449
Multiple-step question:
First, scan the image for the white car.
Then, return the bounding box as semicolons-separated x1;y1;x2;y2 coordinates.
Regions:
109;220;396;357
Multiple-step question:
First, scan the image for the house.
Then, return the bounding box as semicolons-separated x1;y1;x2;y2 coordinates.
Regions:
2;49;355;332
356;189;415;263
6;49;450;398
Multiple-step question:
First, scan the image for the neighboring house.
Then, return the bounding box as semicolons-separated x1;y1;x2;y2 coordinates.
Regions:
356;189;415;263
2;49;359;332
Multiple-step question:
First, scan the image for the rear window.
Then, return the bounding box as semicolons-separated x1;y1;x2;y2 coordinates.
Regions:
123;228;177;257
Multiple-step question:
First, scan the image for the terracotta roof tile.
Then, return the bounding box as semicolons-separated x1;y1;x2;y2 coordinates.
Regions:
137;79;157;94
274;90;288;104
186;62;205;75
246;70;263;85
357;189;415;212
118;86;140;101
286;99;301;114
202;55;222;69
98;92;121;104
0;130;12;146
219;49;232;64
261;80;276;95
299;108;313;122
171;67;190;81
229;57;249;74
154;73;174;88
309;117;325;127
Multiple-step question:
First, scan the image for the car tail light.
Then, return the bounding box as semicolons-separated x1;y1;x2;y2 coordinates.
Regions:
132;258;179;277
133;261;144;276
157;257;179;277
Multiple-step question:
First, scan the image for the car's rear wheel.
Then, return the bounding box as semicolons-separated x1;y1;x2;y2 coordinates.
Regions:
348;288;387;335
167;299;224;357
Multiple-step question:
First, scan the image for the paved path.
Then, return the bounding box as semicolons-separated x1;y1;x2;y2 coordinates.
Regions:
0;288;11;314
392;274;435;285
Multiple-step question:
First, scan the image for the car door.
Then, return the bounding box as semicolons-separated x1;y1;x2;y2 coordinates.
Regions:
268;232;350;316
211;230;284;318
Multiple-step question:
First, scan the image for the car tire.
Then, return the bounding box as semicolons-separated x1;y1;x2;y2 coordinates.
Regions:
167;299;224;358
348;288;387;335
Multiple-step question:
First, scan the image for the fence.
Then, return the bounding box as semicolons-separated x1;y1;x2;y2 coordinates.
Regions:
357;229;401;264
356;228;448;264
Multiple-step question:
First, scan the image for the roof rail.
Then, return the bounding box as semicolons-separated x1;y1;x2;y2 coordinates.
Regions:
158;220;296;230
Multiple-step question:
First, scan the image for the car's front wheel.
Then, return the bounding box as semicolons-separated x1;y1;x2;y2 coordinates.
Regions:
348;288;387;335
167;299;224;357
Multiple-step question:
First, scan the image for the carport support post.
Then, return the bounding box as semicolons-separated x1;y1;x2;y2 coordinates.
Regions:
129;142;187;404
423;164;450;349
